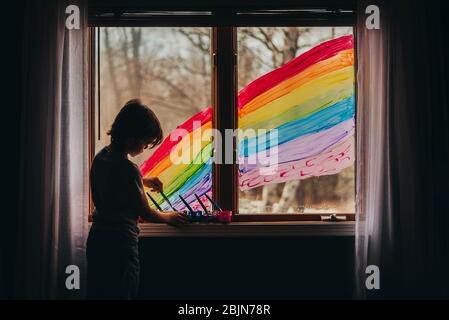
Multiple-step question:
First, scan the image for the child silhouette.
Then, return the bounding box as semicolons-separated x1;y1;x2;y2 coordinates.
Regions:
87;99;188;299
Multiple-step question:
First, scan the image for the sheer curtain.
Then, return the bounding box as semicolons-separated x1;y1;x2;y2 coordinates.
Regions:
15;0;88;299
356;0;449;299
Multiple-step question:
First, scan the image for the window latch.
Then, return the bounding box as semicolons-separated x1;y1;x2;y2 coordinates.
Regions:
321;214;347;222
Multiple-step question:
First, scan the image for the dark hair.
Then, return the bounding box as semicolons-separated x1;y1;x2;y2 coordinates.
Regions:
107;99;163;150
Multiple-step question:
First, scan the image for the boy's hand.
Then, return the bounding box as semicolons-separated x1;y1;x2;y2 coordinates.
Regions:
160;211;189;227
143;177;163;192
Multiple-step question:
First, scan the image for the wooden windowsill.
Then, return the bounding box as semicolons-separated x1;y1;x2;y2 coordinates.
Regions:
88;213;355;224
137;220;355;237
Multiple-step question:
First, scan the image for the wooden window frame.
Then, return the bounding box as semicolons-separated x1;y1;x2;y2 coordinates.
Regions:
88;6;357;223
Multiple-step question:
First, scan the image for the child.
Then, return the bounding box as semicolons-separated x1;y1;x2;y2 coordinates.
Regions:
87;99;188;299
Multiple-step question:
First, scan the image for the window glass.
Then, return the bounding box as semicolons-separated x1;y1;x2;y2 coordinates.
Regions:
96;27;212;210
237;27;355;214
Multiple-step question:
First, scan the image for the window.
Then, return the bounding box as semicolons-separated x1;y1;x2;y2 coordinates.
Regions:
237;27;355;214
89;6;357;221
93;27;213;210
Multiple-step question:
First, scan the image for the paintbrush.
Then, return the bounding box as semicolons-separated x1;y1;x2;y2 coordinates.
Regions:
146;192;163;211
160;191;177;211
194;193;209;213
179;195;194;213
203;193;223;212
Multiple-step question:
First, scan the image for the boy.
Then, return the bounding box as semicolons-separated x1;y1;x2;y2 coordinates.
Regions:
87;99;188;299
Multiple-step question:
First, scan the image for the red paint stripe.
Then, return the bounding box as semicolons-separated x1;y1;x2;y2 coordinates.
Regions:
238;35;354;109
140;106;212;175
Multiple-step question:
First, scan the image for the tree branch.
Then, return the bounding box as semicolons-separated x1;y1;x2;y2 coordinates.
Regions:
257;27;282;54
177;28;210;54
143;72;195;106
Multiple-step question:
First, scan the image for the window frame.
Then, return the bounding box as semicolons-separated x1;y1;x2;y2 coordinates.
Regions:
88;7;357;223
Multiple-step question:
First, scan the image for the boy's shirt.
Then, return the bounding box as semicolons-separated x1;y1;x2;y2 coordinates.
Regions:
90;146;147;239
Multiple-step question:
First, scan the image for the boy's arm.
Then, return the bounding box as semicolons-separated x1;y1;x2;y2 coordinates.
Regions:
128;165;188;226
128;173;165;223
136;186;189;226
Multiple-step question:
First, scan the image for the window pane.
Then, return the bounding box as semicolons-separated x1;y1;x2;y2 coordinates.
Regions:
96;27;212;211
237;27;355;214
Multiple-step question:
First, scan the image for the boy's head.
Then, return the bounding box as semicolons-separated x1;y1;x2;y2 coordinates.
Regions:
108;99;163;157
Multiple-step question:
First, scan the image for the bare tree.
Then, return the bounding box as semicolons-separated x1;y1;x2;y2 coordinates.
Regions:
130;28;143;97
104;28;123;105
119;28;143;98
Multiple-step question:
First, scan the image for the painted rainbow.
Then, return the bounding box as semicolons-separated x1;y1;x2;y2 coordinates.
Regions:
140;35;355;210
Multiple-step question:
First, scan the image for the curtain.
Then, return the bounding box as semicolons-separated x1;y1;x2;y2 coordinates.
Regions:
356;0;449;299
15;0;88;299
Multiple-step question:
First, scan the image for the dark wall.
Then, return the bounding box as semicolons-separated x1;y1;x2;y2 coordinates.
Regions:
139;236;354;299
1;0;23;300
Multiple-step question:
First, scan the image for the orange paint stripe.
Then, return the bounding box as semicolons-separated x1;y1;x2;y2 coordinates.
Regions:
238;49;354;118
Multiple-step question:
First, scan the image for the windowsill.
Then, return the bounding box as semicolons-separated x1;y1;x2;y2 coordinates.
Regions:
137;220;355;237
